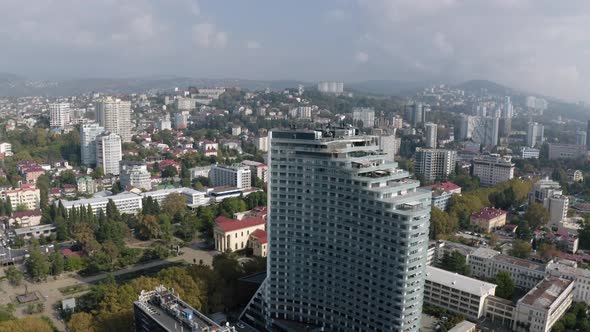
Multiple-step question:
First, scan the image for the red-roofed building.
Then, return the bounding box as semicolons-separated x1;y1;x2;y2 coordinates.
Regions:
249;229;268;257
214;214;266;252
427;181;462;211
158;160;181;174
470;207;507;233
8;210;42;228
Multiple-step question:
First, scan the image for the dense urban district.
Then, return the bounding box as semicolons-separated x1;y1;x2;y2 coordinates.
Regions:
0;81;590;332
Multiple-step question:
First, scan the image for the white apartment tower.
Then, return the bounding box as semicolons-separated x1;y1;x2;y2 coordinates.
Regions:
95;97;132;142
527;122;545;147
415;148;457;182
425;122;438;148
472;154;515;187
96;132;122;175
80;123;105;166
209;164;251;189
49;102;71;128
241;128;431;332
352;107;375;128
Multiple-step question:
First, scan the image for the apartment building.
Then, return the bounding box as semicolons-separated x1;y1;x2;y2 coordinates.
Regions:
240;160;268;184
469;248;546;290
1;186;41;211
415;148;457;182
120;161;151;190
95;97;132;142
470;207;507;233
49;102;71;129
96;132;122;175
80;123;105;166
546;261;590;303
424;266;496;320
59;193;142;215
513;278;573;332
141;188;209;208
241;128;431;332
210;164;251;189
472;154;515;187
548;143;588;160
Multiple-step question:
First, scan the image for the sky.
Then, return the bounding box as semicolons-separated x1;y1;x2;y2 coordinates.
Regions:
0;0;588;101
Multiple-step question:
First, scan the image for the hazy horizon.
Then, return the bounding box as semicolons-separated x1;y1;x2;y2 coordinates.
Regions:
1;0;589;101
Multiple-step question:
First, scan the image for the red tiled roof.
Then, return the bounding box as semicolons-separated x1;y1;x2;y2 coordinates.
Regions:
215;216;265;232
430;181;461;192
471;207;507;220
12;210;42;218
250;229;267;244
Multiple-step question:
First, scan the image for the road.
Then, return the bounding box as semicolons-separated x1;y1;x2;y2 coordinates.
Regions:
0;243;217;331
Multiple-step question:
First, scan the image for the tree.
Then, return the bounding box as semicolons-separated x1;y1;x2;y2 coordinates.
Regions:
91;166;104;179
494;271;515;300
68;312;96;332
538;243;559;260
5;266;23;286
50;251;64;276
510;240;532;258
579;218;590;250
65;254;84;271
440;251;470;275
430;208;456;239
59;170;77;185
162;193;187;216
162;165;178;178
137;214;161;240
523;202;550;230
25;247;50;282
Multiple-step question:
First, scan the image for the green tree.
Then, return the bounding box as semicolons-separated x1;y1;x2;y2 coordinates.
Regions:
440;251;470;275
523;202;550;230
49;251;64;276
137;214;161;240
65;254;84;271
59;170;77;185
162;193;187;216
67;312;96;332
91;166;104;179
494;271;515;300
25;247;50;282
5;266;24;286
510;240;532;258
161;165;178;178
430;207;456;239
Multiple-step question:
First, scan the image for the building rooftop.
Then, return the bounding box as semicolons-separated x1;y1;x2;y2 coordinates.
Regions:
471;247;501;259
471;207;507;220
448;321;477;332
59;192;141;208
11;210;42;218
250;229;267;244
135;285;236;332
493;254;546;271
14;224;56;236
215;216;265;233
425;266;496;296
519;277;572;309
430;181;461;192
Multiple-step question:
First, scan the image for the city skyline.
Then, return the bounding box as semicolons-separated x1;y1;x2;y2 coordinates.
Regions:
1;1;590;101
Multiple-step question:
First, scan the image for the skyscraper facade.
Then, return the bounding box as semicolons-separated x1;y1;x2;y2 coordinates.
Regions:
405;103;426;128
415;148;457;182
586;121;590;150
242;128;431;331
527;122;545;147
96;132;122;175
95;97;132;142
352;107;375;128
49;102;71;129
80;123;105;166
424;122;438;148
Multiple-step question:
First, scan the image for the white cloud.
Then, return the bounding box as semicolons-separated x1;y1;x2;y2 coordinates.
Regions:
192;23;228;49
355;51;369;63
246;40;261;49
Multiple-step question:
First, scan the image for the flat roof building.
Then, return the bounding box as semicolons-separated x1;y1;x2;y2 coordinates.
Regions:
424;266;496;320
472;154;515;187
513;278;573;332
134;285;237;332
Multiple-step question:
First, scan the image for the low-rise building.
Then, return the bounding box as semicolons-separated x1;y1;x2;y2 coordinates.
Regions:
513;277;573;332
546;261;590;303
241;160;268;184
548;143;588;160
428;181;461;211
141;187;209;208
59;192;143;215
77;176;100;195
1;186;41;211
521;147;540;159
470;207;507;233
567;169;584;183
214;215;266;252
8;210;42;228
249;229;268;257
189;166;211;179
424;266;496;320
120;161;151;191
12;224;56;240
469;248;547;290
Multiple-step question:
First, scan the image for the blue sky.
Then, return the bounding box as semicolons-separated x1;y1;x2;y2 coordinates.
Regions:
1;0;589;101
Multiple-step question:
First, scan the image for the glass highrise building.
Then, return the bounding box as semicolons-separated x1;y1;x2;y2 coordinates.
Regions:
242;127;431;332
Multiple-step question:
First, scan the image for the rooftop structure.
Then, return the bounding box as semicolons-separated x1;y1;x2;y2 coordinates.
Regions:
134;285;236;332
